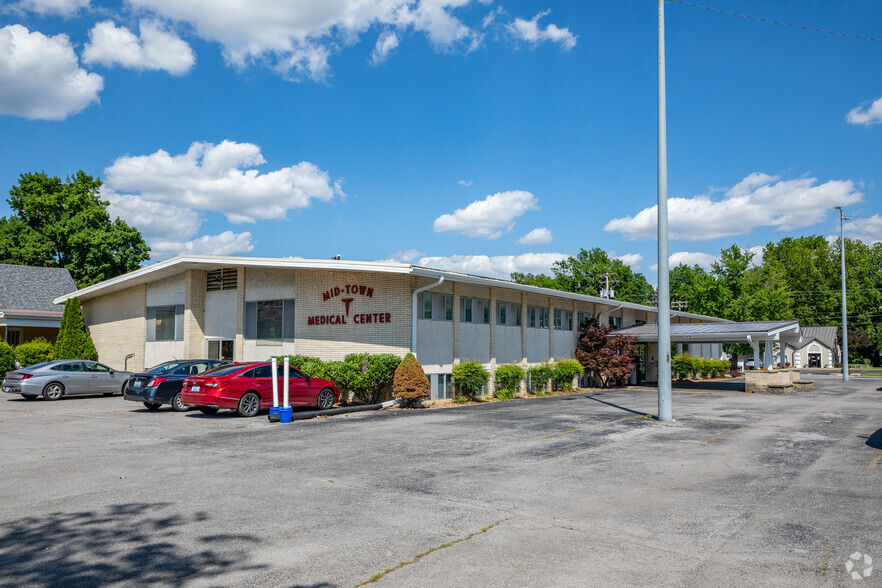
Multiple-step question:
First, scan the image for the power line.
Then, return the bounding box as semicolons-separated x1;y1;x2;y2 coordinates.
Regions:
668;0;882;43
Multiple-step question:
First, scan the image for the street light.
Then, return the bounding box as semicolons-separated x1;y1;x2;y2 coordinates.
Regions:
834;206;849;381
657;0;672;421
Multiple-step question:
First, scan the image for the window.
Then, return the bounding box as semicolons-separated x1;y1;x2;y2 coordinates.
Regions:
419;293;453;321
528;306;549;329
5;328;21;347
497;302;523;327
554;309;572;331
577;312;594;330
245;299;295;342
244;365;273;378
84;362;110;372
461;298;489;324
207;268;237;291
146;305;184;342
436;374;451;399
609;315;622;330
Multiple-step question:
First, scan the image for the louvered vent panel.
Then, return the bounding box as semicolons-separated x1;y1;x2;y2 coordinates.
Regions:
207;268;238;291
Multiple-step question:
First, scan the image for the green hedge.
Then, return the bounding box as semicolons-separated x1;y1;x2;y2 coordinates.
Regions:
14;337;54;367
528;362;554;394
0;342;15;379
671;354;730;380
270;353;401;404
452;360;489;401
494;363;525;398
552;359;583;391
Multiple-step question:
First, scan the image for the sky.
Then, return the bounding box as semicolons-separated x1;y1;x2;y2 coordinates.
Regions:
0;0;880;282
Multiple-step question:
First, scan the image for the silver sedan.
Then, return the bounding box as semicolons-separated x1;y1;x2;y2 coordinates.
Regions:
2;360;132;401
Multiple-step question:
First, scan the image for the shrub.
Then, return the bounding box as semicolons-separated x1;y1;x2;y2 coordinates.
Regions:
54;298;97;360
452;360;489;401
494;363;525;397
694;358;711;379
552;359;583;391
728;369;742;378
0;342;14;378
393;353;430;406
671;354;693;380
339;353;402;404
495;388;517;401
527;362;554;394
15;338;54;367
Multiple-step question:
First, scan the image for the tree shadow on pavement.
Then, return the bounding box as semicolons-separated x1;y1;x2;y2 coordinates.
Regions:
866;428;882;450
0;502;265;587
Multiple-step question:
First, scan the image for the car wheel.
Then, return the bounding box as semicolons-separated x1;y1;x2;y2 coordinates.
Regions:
236;392;261;417
198;406;219;415
21;394;38;400
316;388;335;410
42;382;64;401
143;402;162;410
170;392;189;412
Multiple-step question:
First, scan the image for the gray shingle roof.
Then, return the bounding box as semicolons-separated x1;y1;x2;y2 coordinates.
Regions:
0;264;77;312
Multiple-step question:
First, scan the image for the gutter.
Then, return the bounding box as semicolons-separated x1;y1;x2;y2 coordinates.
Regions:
411;276;444;358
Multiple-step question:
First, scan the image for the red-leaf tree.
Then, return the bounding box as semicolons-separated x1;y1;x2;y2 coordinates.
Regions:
575;318;637;387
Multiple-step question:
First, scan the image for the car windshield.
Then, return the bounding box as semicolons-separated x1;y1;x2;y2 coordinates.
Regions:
198;364;249;377
145;362;186;374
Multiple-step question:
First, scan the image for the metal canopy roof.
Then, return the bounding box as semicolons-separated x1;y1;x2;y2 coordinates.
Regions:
615;321;802;343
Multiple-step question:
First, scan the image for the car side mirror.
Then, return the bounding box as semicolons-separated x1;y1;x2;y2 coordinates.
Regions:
109;370;115;375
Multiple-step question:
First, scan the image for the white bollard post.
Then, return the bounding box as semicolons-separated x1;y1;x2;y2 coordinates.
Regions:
271;358;279;408
283;357;290;408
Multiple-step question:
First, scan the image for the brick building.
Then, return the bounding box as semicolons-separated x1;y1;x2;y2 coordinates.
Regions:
54;255;727;398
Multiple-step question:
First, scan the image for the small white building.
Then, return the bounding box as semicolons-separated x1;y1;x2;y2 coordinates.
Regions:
786;326;839;368
54;255;728;399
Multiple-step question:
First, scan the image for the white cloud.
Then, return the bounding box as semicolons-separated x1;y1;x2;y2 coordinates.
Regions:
416;252;568;279
518;227;552;245
507;10;577;51
0;25;103;121
668;251;717;269
615;253;643;270
383;249;425;263
433;190;539;239
604;172;863;241
127;0;489;81
846;96;882;126
103;140;344;224
370;30;399;65
83;20;196;76
844;214;882;244
10;0;88;16
150;231;255;259
458;179;473;187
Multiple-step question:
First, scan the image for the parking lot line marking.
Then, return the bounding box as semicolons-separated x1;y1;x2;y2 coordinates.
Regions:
530;415;645;440
868;449;882;471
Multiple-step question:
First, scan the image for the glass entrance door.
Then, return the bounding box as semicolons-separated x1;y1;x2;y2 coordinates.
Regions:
208;339;235;362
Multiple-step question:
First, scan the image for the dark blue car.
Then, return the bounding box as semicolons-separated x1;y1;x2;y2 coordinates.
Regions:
124;360;226;411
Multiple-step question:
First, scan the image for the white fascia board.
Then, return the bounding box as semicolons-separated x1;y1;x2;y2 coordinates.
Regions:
410;266;728;322
54;255;413;304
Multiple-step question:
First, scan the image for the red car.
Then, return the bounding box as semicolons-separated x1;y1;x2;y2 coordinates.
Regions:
180;362;340;417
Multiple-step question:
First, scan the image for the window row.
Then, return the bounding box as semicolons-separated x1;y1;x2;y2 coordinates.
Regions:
147;299;295;343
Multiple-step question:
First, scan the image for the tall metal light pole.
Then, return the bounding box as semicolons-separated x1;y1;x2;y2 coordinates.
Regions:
657;0;672;421
834;206;849;381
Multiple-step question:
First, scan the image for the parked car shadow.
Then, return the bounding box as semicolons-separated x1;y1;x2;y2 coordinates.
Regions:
866;428;882;450
0;502;265;587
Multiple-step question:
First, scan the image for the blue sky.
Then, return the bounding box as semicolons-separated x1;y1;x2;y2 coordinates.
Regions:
1;0;880;281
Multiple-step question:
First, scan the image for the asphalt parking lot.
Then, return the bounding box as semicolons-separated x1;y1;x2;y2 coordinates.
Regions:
1;373;880;587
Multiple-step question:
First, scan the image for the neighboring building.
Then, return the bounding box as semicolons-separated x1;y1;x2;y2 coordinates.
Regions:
786;326;839;368
0;264;77;347
54;255;728;397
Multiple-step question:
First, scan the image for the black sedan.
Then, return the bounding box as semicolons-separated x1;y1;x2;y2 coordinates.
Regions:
124;360;226;411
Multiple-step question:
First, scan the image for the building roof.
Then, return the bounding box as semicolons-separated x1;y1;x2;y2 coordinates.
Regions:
798;326;838;350
615;321;802;343
52;254;728;323
0;264;76;312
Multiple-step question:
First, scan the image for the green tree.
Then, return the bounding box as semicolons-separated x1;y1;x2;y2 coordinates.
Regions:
512;248;655;304
54;298;98;360
0;171;150;286
574;318;637;387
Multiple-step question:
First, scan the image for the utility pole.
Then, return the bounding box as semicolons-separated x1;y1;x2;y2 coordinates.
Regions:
657;0;672;421
600;273;617;299
834;206;849;381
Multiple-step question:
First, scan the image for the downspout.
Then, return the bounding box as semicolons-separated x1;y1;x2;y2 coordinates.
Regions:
599;303;624;329
412;276;444;358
